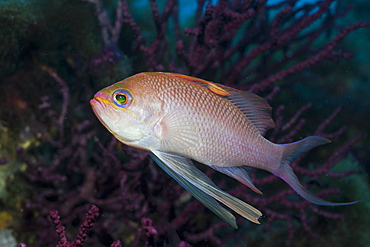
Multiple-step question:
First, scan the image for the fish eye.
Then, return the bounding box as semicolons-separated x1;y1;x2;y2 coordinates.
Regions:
116;94;126;104
113;89;132;107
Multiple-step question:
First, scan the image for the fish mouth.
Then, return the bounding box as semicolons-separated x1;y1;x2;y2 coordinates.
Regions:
90;95;106;123
90;96;102;114
90;97;100;107
90;91;104;106
90;96;117;139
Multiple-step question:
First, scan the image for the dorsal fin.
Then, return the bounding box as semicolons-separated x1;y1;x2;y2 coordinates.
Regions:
161;72;275;135
224;88;275;135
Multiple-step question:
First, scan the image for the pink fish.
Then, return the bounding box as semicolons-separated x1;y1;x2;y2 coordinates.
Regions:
90;72;356;228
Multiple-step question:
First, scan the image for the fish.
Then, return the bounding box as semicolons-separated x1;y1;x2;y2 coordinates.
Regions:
90;72;356;228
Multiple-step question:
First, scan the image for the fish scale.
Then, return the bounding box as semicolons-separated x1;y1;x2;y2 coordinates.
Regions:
146;73;280;169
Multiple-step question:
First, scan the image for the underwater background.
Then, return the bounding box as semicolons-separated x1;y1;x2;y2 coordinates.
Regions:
0;0;369;246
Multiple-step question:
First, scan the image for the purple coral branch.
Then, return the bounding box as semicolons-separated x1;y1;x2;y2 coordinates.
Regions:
49;209;68;246
141;218;158;247
73;205;99;246
251;21;370;93
50;205;122;247
81;0;123;45
40;65;70;137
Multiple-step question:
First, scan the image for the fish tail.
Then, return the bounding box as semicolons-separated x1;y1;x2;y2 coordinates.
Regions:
275;136;357;206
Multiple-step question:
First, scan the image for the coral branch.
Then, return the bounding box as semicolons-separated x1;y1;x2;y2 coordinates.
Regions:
50;205;122;247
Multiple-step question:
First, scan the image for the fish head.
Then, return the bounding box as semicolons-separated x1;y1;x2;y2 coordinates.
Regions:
90;75;163;149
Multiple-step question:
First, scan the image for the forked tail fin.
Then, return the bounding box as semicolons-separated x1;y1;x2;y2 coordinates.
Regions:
274;136;357;206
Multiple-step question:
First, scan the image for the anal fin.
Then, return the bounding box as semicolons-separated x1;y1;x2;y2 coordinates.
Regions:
211;166;263;195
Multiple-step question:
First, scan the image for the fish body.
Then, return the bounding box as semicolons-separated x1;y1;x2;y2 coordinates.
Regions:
92;73;276;168
90;72;355;228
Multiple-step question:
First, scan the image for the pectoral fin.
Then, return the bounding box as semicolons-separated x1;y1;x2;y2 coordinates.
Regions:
150;150;262;226
149;153;237;228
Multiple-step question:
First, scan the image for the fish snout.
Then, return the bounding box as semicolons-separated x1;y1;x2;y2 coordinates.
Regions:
90;91;107;106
